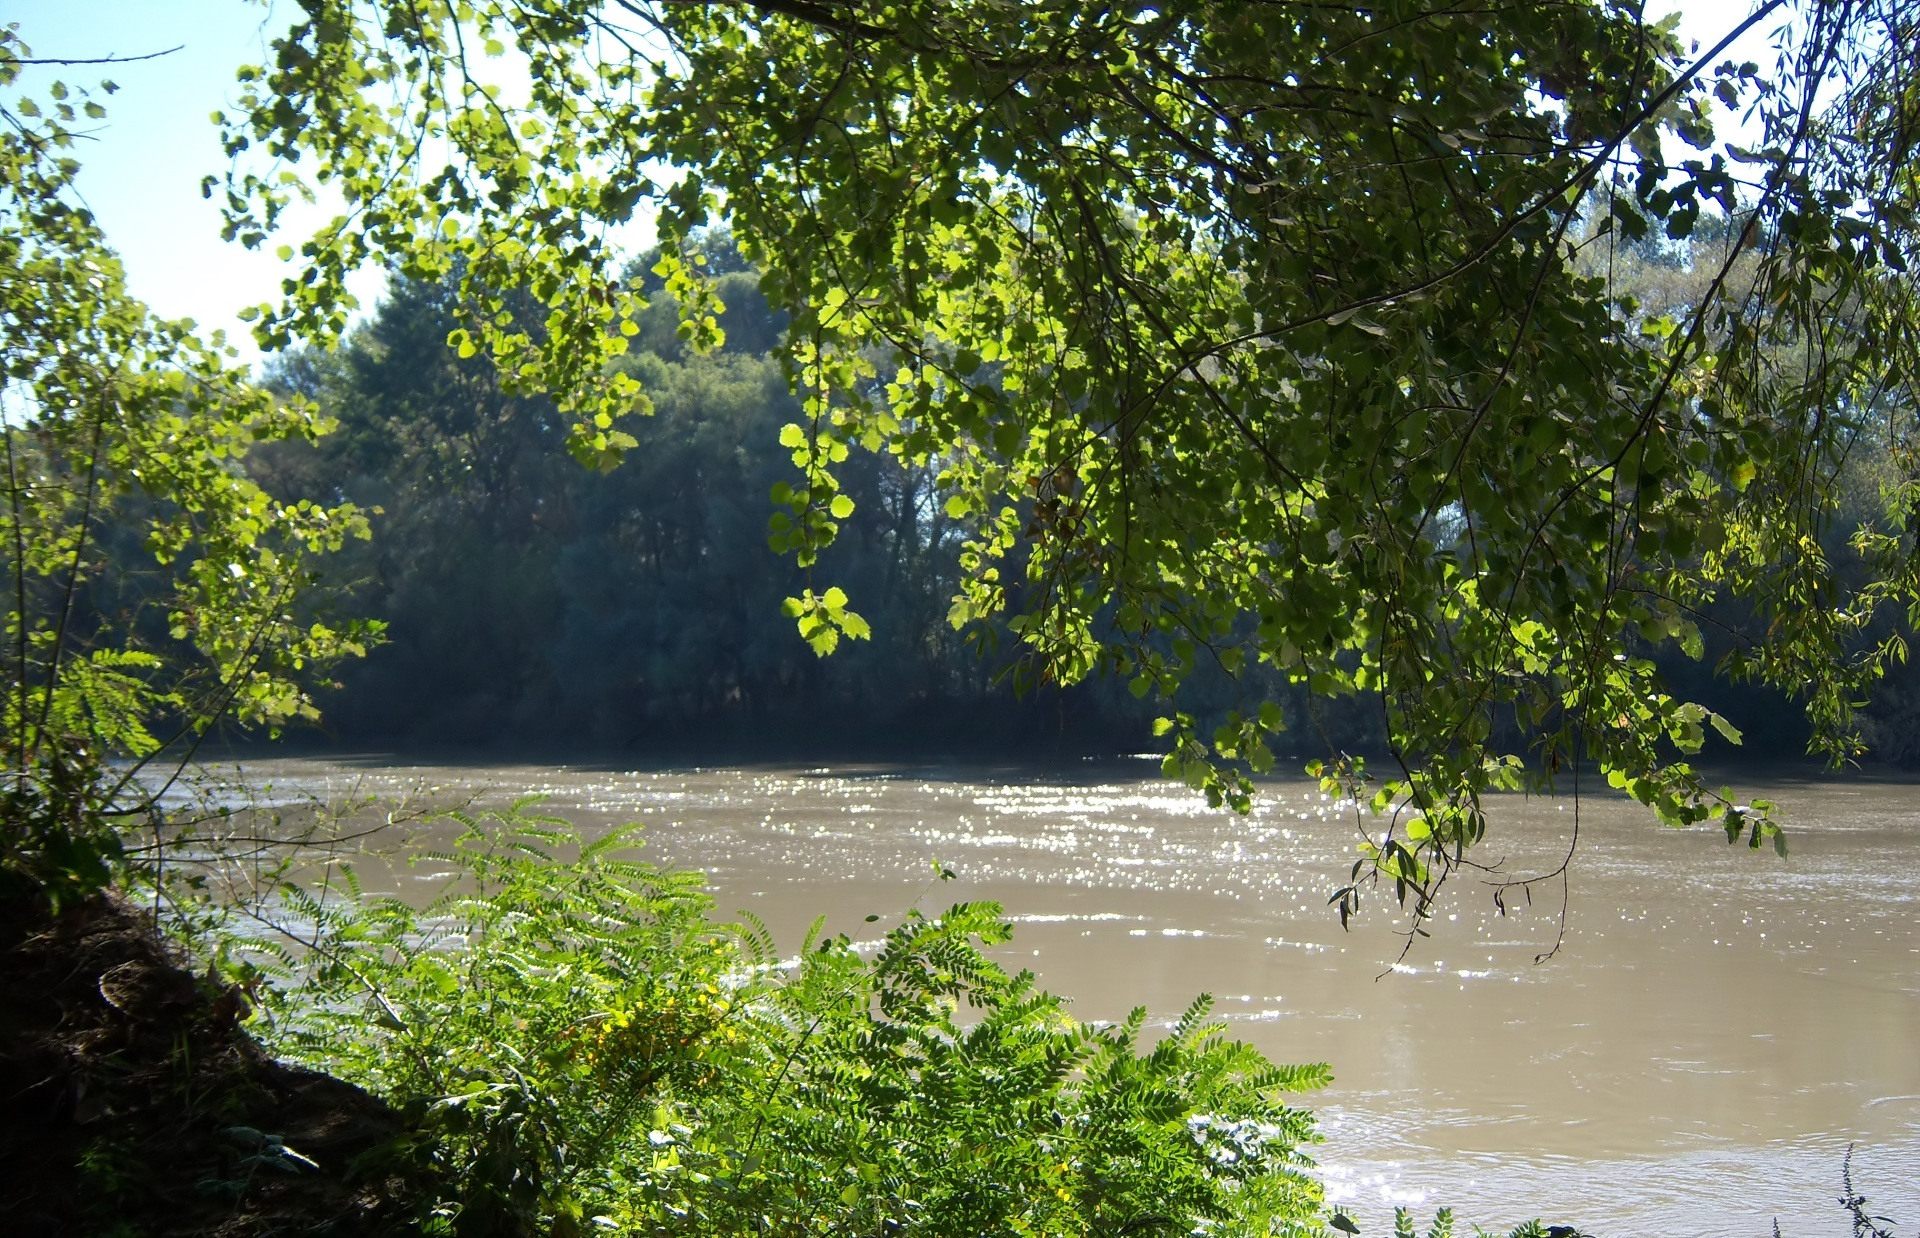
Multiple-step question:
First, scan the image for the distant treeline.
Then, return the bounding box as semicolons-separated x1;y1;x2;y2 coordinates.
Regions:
244;239;1910;766
246;252;1244;755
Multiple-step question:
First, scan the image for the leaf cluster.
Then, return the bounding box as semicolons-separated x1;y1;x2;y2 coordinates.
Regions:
0;26;376;901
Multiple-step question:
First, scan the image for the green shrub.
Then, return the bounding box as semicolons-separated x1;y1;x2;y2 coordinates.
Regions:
237;800;1329;1238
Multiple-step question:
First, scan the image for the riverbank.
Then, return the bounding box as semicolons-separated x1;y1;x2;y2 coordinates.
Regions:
0;889;426;1234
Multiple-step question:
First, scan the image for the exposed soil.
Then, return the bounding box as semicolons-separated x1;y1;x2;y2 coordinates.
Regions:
0;888;426;1235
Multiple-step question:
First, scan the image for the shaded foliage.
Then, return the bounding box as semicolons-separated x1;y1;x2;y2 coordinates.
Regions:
249;238;1920;769
253;261;1308;753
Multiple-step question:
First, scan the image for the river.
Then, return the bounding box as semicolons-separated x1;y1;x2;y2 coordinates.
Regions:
217;756;1920;1237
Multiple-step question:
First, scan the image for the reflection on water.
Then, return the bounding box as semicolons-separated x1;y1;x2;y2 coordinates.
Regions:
217;757;1920;1237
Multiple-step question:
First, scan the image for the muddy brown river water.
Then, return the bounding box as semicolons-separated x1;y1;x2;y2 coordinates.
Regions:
218;757;1920;1236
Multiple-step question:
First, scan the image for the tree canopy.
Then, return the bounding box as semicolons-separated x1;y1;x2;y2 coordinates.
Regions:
0;27;376;900
213;0;1920;920
253;265;1017;747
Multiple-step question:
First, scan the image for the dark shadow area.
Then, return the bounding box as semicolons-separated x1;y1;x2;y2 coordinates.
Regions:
0;892;429;1236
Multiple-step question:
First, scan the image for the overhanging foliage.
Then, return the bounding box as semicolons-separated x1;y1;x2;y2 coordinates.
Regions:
213;0;1920;921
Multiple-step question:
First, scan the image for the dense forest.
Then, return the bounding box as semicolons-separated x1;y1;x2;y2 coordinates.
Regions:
243;232;1918;766
249;239;1372;757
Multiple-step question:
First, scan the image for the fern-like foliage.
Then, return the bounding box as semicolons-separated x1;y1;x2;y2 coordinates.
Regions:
235;799;1329;1237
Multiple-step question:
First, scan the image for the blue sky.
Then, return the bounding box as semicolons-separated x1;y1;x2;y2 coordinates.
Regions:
10;0;1777;368
10;1;363;360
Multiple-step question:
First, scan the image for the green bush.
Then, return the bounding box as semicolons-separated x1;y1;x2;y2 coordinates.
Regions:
237;801;1329;1238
